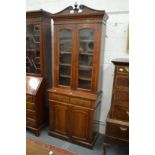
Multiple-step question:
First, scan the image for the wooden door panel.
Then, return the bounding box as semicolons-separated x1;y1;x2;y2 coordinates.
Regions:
75;24;101;92
54;25;76;88
49;101;69;136
70;106;90;141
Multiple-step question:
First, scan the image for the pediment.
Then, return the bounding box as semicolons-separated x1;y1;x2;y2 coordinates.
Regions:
53;3;108;21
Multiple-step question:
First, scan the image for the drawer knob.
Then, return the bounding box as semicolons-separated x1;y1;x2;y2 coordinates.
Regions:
119;68;124;72
54;89;56;92
120;127;128;131
79;100;83;105
126;111;129;116
69;92;73;95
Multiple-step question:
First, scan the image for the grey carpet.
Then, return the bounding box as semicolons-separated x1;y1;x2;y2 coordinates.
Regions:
26;127;129;155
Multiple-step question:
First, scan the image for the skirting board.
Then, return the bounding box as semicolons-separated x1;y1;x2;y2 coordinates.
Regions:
94;120;106;134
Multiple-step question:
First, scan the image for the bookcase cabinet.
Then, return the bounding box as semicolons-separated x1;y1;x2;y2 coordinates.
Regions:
26;10;52;135
48;4;108;148
26;9;52;86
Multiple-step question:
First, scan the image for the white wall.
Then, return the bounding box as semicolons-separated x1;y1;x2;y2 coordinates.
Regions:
26;0;129;134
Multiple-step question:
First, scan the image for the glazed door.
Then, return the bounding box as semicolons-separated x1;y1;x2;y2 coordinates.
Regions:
75;24;101;92
49;101;69;137
70;106;93;142
26;24;42;75
54;25;75;88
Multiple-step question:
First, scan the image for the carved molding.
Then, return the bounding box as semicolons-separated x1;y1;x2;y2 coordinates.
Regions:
52;3;108;21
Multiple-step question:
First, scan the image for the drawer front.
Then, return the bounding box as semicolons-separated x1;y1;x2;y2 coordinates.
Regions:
116;66;129;75
113;90;129;107
115;75;129;89
106;122;129;140
70;97;91;108
111;105;129;121
49;93;69;103
26;109;36;119
26;95;33;102
26;118;36;128
26;102;35;110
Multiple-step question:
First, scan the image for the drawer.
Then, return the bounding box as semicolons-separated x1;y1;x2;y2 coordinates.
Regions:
106;121;129;140
116;66;129;75
115;75;129;89
26;102;35;110
26;109;36;119
113;90;129;107
26;118;36;128
49;93;69;103
70;97;91;108
111;105;129;121
26;95;33;102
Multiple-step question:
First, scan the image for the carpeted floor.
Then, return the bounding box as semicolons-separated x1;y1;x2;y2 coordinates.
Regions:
27;137;79;155
26;127;129;155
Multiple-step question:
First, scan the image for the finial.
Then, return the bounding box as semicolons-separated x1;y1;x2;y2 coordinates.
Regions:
74;2;78;8
74;2;78;11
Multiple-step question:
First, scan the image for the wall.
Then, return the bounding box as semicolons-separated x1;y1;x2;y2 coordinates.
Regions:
26;0;129;134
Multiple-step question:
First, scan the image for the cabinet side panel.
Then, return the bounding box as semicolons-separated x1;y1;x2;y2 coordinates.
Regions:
98;23;106;92
43;19;52;88
42;19;52;123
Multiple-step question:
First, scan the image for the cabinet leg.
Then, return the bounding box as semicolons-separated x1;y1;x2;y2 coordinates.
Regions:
35;131;40;137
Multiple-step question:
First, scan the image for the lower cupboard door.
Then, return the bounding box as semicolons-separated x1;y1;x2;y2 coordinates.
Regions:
70;106;92;142
50;101;69;137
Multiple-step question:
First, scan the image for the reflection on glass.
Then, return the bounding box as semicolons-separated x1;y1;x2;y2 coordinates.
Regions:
59;29;72;86
26;76;43;95
78;29;94;90
29;77;40;90
26;24;40;74
79;29;94;53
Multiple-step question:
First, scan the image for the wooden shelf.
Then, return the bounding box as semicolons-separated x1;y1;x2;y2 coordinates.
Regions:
80;39;94;42
79;65;92;70
60;52;71;54
78;77;91;81
60;74;71;78
79;52;93;56
60;63;71;67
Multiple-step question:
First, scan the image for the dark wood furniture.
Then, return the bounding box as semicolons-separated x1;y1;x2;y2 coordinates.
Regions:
103;58;129;154
26;10;53;135
48;3;108;148
26;9;52;82
26;76;46;136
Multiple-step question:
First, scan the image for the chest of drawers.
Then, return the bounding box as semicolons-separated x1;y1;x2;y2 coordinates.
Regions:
103;58;129;154
26;76;46;136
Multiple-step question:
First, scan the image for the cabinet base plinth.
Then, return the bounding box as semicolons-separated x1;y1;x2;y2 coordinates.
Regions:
48;129;98;149
26;123;45;137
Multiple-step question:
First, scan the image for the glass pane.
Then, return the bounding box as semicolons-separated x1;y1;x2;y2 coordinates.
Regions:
78;29;94;90
59;30;72;86
26;24;40;74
